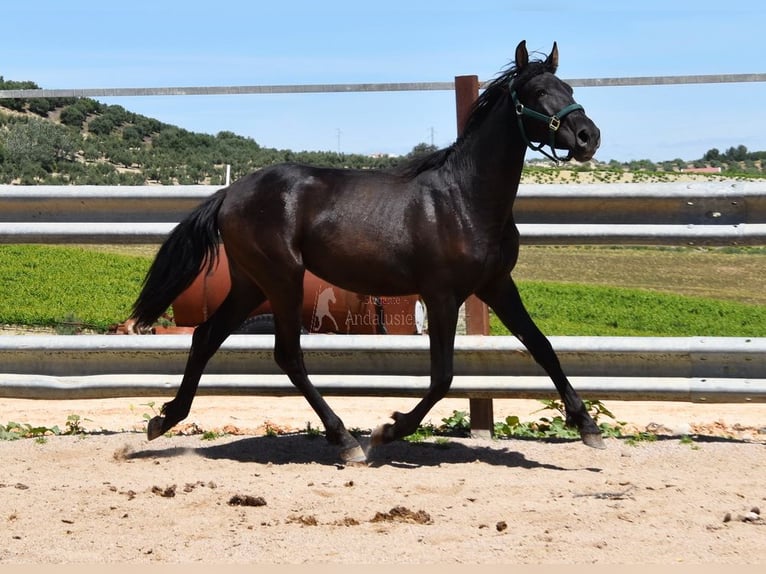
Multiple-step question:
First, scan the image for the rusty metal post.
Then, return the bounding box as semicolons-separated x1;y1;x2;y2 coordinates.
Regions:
455;75;490;337
455;75;494;438
454;75;479;139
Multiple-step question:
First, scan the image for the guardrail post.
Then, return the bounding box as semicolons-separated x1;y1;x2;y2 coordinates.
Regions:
456;74;494;438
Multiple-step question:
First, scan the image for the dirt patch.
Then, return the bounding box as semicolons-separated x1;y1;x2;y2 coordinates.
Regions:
371;506;432;524
228;494;267;507
0;395;764;564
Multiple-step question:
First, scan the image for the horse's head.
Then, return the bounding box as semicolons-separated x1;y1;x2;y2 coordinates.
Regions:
509;40;600;162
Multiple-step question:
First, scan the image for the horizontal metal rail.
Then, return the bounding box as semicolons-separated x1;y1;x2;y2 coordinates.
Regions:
3;334;764;378
1;374;763;404
0;222;175;244
3;182;764;223
3;221;764;246
0;73;763;99
518;223;766;246
0;335;763;402
1;182;764;245
0;185;213;223
513;181;766;225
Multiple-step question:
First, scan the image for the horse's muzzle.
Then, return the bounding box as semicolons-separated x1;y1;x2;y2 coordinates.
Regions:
573;121;601;162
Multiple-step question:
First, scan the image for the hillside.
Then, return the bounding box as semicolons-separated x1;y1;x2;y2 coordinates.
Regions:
0;77;403;186
1;76;764;185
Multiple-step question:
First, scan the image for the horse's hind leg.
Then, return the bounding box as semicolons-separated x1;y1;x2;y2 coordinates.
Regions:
147;272;265;440
267;272;366;463
477;275;605;449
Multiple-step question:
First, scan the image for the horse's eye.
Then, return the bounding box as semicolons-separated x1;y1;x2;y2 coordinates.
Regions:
536;89;547;98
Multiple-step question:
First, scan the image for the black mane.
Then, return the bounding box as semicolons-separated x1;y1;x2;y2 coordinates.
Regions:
393;56;550;180
462;58;548;137
391;147;454;179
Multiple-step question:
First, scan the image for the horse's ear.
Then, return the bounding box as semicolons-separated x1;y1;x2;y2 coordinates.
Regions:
515;40;529;70
546;42;559;73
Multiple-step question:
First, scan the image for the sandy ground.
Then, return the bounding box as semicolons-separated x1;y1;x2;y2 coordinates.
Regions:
0;395;764;564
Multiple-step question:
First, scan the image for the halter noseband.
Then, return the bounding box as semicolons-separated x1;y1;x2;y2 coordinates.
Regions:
510;81;584;163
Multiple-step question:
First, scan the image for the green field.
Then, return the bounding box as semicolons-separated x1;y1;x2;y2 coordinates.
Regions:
494;281;766;337
0;245;147;331
1;244;764;336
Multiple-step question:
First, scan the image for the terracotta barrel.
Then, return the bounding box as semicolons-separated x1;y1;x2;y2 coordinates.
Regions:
171;245;424;335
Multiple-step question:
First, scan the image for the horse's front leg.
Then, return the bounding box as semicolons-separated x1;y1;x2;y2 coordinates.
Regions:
371;293;459;444
477;275;605;449
268;278;365;463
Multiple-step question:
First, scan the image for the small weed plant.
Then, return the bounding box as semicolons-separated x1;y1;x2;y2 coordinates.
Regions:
404;421;438;443
679;435;700;449
625;431;658;446
403;400;653;444
494;399;627;440
133;401;159;429
1;413;92;442
0;421;60;441
405;410;472;443
304;422;324;439
64;414;90;435
264;421;280;437
439;410;471;435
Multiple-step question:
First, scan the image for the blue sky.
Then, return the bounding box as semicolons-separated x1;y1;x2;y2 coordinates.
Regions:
2;0;764;162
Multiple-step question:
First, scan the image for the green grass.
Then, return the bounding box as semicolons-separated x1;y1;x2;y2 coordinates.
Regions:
492;281;766;337
514;245;766;306
0;245;149;331
1;244;765;336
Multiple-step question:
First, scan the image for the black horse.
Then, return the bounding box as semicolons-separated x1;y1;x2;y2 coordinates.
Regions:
131;40;602;462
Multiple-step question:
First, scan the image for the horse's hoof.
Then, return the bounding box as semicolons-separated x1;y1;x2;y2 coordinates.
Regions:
340;445;367;466
581;432;606;449
146;416;166;441
370;423;389;447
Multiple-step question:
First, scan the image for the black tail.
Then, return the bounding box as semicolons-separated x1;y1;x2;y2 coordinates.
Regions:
131;188;227;328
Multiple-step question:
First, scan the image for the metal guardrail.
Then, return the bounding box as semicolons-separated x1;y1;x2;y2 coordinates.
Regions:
1;184;765;424
0;335;764;402
2;182;765;245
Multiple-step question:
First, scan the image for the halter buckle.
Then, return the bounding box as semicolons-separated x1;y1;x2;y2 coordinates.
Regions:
548;116;561;132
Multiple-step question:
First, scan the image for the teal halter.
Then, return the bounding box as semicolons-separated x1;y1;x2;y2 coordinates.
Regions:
510;88;584;163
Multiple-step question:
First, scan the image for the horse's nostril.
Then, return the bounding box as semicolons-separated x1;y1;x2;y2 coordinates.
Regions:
577;129;590;145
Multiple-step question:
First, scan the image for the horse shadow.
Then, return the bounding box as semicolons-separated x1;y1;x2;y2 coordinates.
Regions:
126;433;602;473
